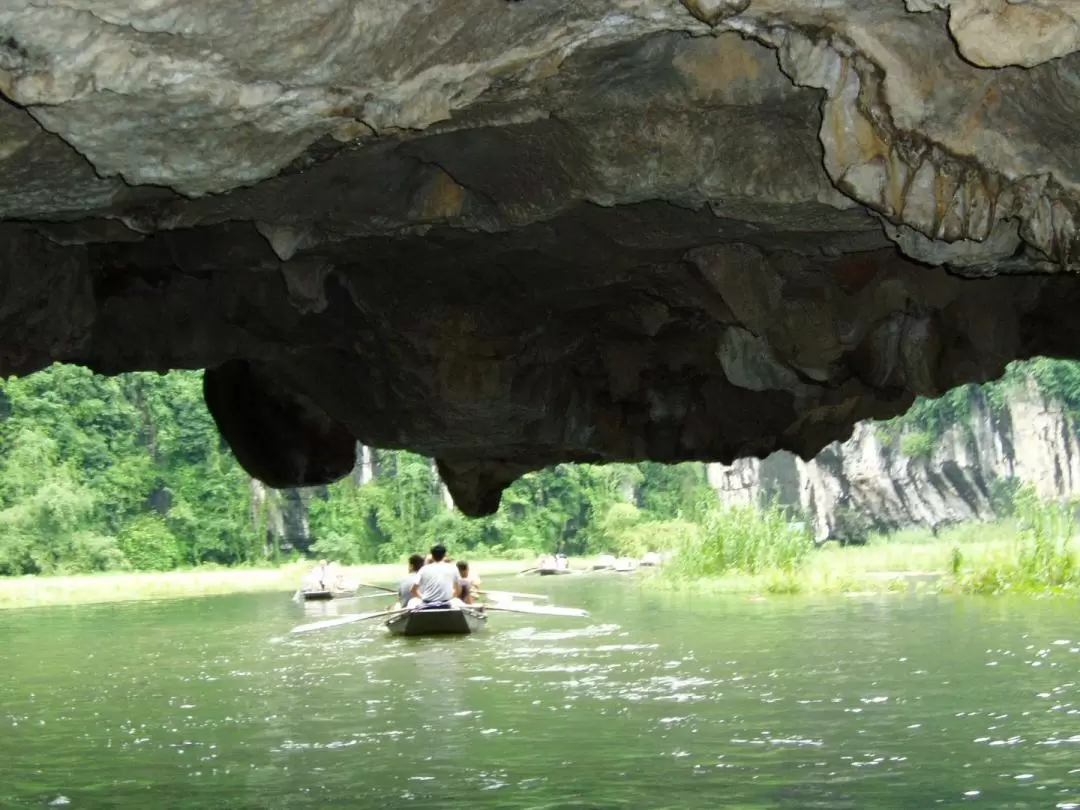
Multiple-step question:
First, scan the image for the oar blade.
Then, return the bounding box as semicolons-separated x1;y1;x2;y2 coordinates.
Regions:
485;603;589;618
290;607;406;635
485;590;550;602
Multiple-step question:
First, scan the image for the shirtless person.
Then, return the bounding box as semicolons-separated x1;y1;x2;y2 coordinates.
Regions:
456;560;479;604
408;544;462;608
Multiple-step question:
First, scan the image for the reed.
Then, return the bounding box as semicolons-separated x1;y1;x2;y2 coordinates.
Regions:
951;498;1079;595
665;501;812;581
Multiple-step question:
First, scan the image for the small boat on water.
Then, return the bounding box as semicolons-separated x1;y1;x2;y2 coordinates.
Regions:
301;588;359;601
385;606;488;636
530;553;573;576
592;554;617;571
291;600;587;637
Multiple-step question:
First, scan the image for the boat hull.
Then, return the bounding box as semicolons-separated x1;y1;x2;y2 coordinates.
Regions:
386;608;487;636
537;568;573;576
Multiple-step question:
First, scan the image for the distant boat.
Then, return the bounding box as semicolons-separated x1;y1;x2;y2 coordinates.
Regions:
386;606;487;636
592;554;617;570
639;552;662;567
613;558;638;573
301;588;359;601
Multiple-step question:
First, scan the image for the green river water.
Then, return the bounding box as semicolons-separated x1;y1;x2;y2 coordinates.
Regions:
1;576;1077;809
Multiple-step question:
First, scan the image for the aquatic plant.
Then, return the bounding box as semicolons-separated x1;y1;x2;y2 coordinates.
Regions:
665;499;812;580
954;487;1079;595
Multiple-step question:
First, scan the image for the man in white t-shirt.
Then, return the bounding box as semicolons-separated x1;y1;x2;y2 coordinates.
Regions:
408;543;463;608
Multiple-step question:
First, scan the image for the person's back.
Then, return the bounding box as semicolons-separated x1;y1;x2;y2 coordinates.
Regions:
415;561;459;603
456;560;474;604
411;544;460;605
397;554;426;607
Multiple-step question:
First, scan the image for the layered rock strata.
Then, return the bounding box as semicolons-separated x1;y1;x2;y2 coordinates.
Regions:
708;379;1080;540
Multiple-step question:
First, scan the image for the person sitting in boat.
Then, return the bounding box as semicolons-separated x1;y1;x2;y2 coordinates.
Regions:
408;543;463;608
466;563;482;593
395;554;425;608
455;560;482;605
304;559;332;591
555;553;569;570
538;554;557;571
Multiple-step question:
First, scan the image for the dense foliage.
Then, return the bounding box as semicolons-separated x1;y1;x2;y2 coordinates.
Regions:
880;357;1080;458
4;357;1079;578
0;365;715;575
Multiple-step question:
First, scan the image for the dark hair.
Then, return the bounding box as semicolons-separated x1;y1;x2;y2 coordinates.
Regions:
430;543;447;562
456;560;469;575
408;554;425;572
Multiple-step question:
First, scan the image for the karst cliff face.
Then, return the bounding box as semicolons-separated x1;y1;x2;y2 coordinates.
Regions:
707;378;1080;541
2;0;1080;515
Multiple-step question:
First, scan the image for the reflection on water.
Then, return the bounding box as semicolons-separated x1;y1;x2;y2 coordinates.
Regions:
0;581;1077;809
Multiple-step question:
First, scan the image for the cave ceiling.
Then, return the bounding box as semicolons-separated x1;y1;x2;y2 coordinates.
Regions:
2;0;1080;514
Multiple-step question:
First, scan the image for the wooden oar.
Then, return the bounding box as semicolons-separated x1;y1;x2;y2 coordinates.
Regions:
290;607;406;635
483;589;549;601
357;581;396;594
482;603;589;618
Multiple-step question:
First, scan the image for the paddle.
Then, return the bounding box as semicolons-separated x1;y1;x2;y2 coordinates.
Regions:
517;566;539;576
483;589;549;601
290;607;406;635
357;581;396;594
482;603;589;618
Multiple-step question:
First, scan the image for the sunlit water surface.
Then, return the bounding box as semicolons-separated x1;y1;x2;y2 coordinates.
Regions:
1;577;1078;809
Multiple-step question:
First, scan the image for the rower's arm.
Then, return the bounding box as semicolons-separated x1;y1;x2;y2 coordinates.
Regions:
410;581;421;598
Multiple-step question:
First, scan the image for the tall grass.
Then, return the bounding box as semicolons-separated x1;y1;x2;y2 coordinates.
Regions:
954;494;1079;595
666;501;812;581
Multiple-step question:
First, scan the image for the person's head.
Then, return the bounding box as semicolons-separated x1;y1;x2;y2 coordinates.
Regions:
430;543;447;562
456;560;469;577
318;559;328;567
408;553;425;573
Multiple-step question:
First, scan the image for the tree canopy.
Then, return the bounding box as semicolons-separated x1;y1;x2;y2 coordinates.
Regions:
0;366;713;574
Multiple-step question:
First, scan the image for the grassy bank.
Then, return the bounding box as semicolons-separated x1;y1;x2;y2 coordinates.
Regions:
0;558;535;610
656;501;1080;597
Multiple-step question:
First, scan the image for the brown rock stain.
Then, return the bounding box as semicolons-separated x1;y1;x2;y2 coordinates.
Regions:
410;167;467;220
672;35;763;101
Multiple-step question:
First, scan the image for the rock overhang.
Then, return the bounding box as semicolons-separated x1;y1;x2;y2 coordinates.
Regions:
1;0;1079;515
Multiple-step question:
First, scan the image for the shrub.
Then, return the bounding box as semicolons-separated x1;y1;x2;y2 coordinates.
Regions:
899;431;934;461
119;514;181;571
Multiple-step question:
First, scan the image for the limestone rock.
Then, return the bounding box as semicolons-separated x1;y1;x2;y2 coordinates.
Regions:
708;378;1080;540
3;3;1080;513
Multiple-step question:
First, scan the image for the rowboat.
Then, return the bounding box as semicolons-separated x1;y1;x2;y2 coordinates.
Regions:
291;601;587;637
385;606;488;636
301;588;359;601
592;554;617;570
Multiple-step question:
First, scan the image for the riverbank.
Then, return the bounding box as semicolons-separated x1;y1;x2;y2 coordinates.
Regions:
0;558;536;610
655;518;1080;597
